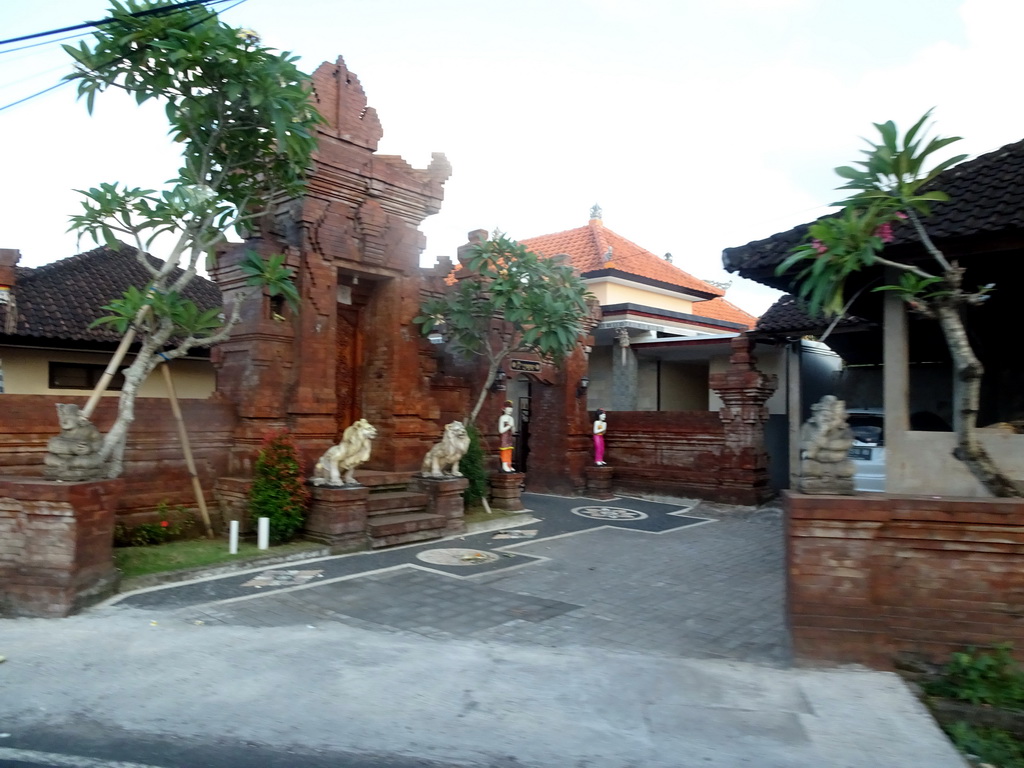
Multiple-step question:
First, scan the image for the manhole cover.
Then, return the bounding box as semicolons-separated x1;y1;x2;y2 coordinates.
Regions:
416;548;500;566
571;506;648;521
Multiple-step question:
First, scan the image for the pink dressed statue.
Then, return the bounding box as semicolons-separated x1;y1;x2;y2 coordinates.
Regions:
593;409;607;466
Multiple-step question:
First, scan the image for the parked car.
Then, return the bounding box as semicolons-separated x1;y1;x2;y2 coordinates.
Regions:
847;408;885;492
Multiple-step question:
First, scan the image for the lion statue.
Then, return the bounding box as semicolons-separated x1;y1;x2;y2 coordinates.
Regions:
421;421;471;478
310;419;378;486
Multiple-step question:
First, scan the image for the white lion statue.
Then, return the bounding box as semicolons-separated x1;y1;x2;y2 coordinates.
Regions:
421;421;471;478
311;419;378;486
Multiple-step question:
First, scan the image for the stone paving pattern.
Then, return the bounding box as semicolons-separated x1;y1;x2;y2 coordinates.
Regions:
121;493;789;666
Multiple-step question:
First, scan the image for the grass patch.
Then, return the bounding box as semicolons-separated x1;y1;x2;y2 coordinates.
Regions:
114;538;323;581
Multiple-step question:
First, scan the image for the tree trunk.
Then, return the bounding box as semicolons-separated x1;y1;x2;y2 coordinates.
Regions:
934;303;1021;497
468;360;500;425
99;356;148;479
98;329;168;478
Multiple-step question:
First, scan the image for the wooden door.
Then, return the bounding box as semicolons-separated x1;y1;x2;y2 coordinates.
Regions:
336;306;362;437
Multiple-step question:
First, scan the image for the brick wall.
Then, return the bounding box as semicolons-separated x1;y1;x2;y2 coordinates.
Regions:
605;411;736;501
0;394;236;525
786;491;1024;668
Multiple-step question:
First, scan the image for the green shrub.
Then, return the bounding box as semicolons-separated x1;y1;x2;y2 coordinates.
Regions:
249;430;310;544
925;643;1024;710
461;423;488;506
113;501;194;547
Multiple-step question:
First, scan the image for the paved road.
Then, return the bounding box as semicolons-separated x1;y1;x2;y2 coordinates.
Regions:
0;493;967;768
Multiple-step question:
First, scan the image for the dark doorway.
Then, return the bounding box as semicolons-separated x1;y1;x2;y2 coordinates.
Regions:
506;375;532;474
517;394;531;473
336;305;362;437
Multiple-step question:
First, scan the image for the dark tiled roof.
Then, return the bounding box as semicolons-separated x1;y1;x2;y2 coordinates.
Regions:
1;245;221;344
755;294;868;335
723;137;1024;281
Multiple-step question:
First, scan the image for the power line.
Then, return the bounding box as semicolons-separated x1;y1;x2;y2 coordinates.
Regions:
0;0;247;114
0;31;92;56
0;0;228;47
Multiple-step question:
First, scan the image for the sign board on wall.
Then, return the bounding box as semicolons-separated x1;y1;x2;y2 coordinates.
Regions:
509;359;541;374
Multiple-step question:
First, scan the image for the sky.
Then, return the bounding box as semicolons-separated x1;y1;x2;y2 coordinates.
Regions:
2;0;1023;317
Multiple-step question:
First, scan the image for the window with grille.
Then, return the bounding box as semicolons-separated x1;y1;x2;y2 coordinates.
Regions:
49;362;125;391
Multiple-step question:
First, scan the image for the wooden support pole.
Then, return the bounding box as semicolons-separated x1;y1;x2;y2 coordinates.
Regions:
81;326;137;420
160;361;214;538
82;297;155;420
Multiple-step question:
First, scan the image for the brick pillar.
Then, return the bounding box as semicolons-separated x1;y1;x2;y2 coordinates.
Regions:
0;248;19;288
0;477;122;617
0;249;18;337
584;465;615;499
708;336;778;505
522;343;593;496
213;477;253;535
303;484;370;552
210;241;298;475
409;475;468;535
490;471;526;511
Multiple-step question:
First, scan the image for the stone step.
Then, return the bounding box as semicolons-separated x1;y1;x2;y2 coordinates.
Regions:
367;511;447;548
366;491;429;516
353;470;416;491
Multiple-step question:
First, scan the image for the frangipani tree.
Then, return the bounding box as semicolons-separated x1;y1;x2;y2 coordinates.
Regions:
415;234;592;424
777;111;1020;497
62;0;322;477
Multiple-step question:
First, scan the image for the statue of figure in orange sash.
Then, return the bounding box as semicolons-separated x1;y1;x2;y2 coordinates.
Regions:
498;400;517;472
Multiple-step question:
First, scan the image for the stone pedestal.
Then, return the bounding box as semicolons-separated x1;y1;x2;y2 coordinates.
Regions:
490;471;526;512
584;465;615;499
303;484;370;552
0;476;123;618
409;475;469;535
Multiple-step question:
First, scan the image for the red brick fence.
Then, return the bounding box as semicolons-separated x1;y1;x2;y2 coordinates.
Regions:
605;411;771;505
787;491;1024;668
1;394;236;524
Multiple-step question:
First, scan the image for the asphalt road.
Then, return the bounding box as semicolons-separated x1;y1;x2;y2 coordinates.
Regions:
1;722;476;768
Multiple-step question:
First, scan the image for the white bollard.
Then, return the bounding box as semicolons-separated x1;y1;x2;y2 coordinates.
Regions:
257;517;270;550
229;520;239;555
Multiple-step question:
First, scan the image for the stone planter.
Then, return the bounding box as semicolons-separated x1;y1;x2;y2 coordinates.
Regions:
0;476;123;618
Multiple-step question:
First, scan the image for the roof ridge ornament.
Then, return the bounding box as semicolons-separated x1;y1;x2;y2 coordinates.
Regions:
589;203;602;221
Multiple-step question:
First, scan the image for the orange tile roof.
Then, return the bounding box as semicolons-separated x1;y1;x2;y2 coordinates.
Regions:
691;296;757;330
520;218;724;298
